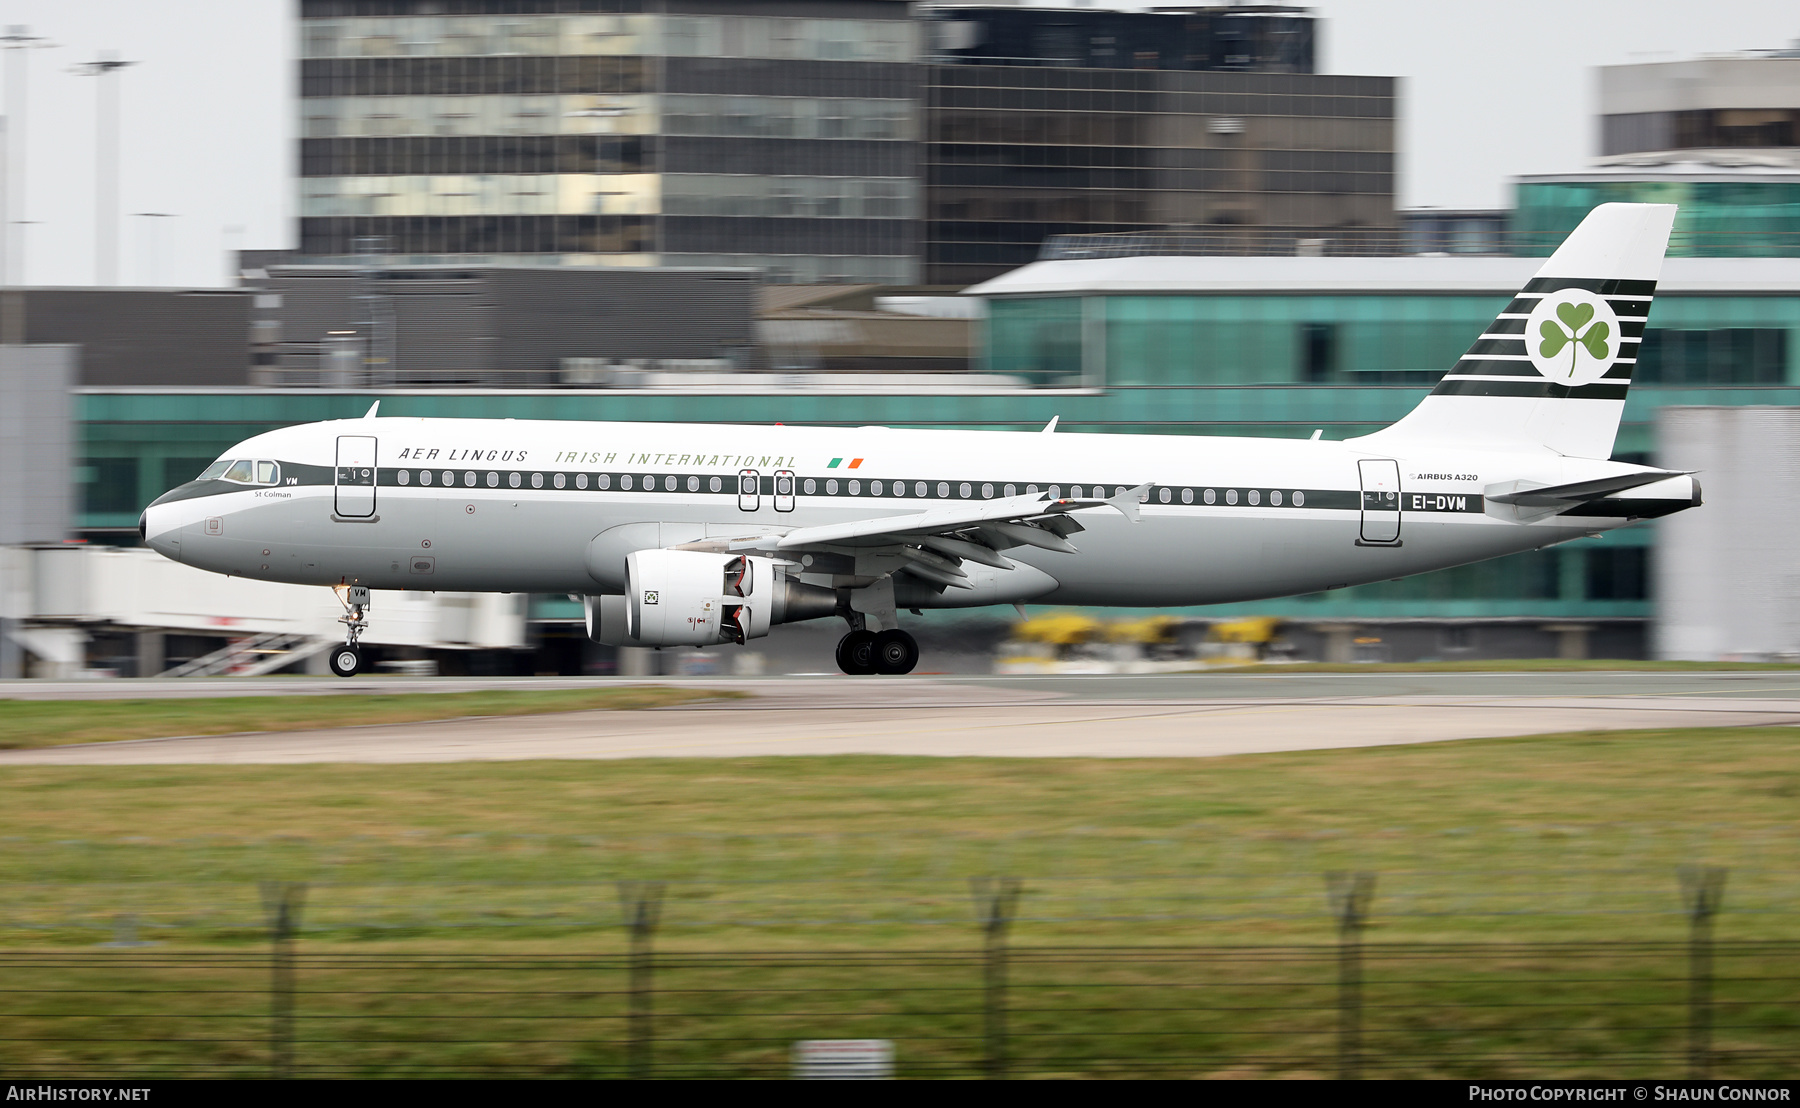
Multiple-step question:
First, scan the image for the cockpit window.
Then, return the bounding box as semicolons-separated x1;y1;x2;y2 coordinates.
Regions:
223;460;255;483
257;460;279;484
199;459;232;481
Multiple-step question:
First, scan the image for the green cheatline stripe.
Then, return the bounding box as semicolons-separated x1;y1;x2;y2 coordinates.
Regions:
828;458;842;468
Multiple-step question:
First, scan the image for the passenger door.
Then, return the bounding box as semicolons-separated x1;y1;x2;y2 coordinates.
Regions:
335;435;378;518
1357;458;1401;544
737;468;760;512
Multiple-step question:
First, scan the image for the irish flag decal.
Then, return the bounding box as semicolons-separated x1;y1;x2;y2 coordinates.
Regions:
827;458;864;469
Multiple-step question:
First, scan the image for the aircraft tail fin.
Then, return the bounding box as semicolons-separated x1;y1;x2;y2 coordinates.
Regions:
1365;202;1676;459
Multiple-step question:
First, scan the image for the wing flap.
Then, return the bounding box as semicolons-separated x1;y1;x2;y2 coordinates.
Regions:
750;489;1134;552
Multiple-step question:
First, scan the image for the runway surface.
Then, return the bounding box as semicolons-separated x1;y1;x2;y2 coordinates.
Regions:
4;671;1800;764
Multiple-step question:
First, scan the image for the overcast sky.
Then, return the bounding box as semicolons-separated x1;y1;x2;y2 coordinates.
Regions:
0;0;1793;288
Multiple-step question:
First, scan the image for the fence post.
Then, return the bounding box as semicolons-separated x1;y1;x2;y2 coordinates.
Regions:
258;881;307;1080
1679;866;1727;1080
970;876;1022;1080
1325;871;1376;1081
617;880;665;1080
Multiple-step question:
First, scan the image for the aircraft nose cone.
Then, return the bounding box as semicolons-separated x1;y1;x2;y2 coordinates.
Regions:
141;504;182;562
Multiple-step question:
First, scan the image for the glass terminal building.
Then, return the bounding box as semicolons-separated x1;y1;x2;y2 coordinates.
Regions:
57;19;1800;664
78;244;1800;660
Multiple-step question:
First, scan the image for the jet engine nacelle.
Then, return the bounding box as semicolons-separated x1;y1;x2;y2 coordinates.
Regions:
623;549;776;647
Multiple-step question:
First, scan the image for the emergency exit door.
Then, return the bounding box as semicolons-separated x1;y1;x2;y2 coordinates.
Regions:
1357;458;1401;544
335;435;378;518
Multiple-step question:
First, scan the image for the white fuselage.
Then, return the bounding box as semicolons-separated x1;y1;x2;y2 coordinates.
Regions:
139;416;1684;609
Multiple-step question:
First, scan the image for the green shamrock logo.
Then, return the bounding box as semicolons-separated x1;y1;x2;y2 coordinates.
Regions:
1538;301;1612;378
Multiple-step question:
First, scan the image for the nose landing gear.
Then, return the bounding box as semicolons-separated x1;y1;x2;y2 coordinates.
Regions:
328;643;363;678
834;627;918;675
330;584;371;678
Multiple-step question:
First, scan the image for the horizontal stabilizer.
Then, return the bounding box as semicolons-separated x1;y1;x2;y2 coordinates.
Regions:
1487;470;1690;507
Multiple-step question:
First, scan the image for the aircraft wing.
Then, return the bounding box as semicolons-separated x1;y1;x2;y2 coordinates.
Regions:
700;483;1148;590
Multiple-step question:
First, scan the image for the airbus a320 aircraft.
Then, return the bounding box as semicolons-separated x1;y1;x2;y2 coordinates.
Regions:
141;203;1697;677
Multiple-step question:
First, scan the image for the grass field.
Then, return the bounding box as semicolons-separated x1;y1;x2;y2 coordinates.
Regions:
0;686;741;750
3;725;1796;947
5;725;1797;1078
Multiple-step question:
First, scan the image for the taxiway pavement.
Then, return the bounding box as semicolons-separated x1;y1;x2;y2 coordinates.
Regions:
3;672;1798;764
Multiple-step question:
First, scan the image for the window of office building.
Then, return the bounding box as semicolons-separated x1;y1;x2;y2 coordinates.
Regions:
1585;547;1649;602
82;458;139;516
985;297;1084;385
1095;295;1504;385
1516;180;1800;257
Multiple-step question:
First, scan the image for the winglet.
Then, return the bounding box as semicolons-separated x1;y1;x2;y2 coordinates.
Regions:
1107;482;1151;523
363;401;380;419
1041;416;1059;433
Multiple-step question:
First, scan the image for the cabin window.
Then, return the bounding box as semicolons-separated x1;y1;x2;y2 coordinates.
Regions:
397;470;410;486
1004;484;1016;497
553;473;564;489
827;479;838;495
709;476;722;492
1181;488;1193;504
872;480;883;496
508;472;521;488
1204;488;1216;504
1271;490;1282;506
803;478;816;494
938;482;950;498
532;473;544;488
1293;491;1305;506
420;470;433;486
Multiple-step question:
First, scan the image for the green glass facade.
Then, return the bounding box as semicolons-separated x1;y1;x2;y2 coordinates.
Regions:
71;272;1800;629
1515;179;1800;257
85;380;1777;623
987;293;1800;388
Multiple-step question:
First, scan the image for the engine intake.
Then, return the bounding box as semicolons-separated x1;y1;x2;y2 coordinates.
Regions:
584;549;839;647
621;549;771;647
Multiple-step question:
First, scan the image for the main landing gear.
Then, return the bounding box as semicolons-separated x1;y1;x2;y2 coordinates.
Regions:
835;628;919;675
329;584;371;678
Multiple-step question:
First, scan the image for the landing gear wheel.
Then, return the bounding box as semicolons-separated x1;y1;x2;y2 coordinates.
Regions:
328;644;363;678
835;630;877;675
872;629;919;675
